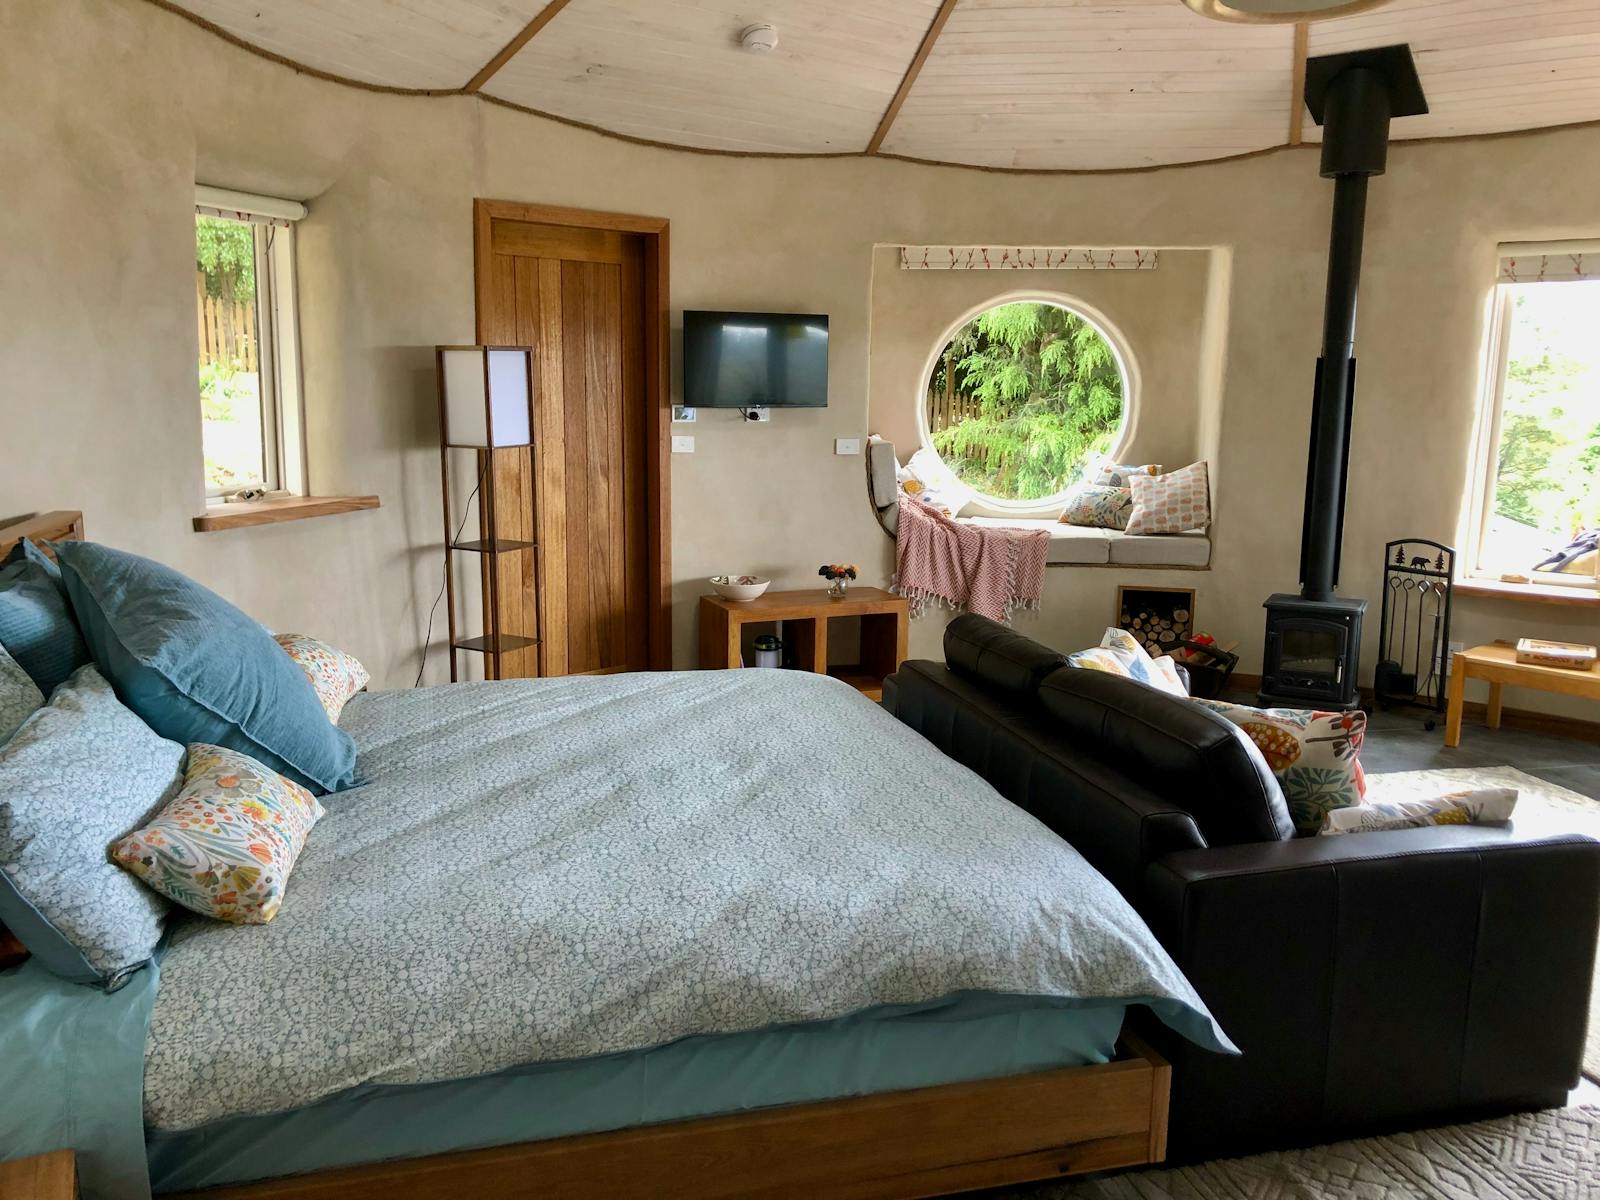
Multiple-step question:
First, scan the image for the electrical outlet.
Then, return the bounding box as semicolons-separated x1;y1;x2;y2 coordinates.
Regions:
1447;640;1464;656
834;438;861;456
672;405;697;423
671;435;695;453
742;407;771;423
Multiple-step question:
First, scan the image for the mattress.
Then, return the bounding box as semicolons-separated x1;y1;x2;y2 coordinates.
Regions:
147;991;1126;1193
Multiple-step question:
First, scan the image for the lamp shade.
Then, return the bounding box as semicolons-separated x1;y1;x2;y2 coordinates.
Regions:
438;345;533;448
1179;0;1393;21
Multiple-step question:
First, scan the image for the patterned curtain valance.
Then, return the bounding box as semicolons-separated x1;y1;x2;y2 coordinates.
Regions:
195;185;307;229
1497;240;1600;284
194;204;294;229
899;246;1159;271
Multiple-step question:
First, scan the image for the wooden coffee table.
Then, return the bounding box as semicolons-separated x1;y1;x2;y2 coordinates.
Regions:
1445;643;1600;747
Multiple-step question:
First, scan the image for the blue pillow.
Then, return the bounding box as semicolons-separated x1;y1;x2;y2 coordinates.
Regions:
0;539;91;697
0;665;183;988
53;541;357;795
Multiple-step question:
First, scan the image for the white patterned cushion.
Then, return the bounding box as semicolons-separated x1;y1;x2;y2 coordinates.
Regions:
1125;461;1211;534
0;665;183;987
1319;786;1516;836
1066;627;1188;697
273;633;370;724
1059;484;1132;530
1092;462;1161;488
0;642;42;745
1192;698;1367;834
114;744;324;925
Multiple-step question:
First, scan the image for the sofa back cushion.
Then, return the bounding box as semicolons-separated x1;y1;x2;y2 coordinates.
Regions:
945;614;1069;695
1037;667;1295;845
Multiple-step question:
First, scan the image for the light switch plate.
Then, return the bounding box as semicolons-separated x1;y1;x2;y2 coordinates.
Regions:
835;438;861;456
672;435;695;453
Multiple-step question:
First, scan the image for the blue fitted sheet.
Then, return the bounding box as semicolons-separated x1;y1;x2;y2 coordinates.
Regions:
147;991;1127;1194
0;959;159;1200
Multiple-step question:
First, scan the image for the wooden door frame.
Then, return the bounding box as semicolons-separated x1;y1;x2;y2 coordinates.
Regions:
473;199;672;672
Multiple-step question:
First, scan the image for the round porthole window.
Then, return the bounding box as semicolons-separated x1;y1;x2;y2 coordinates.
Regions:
919;297;1134;509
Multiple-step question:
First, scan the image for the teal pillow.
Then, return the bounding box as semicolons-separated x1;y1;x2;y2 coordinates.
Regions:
53;542;357;795
0;539;91;697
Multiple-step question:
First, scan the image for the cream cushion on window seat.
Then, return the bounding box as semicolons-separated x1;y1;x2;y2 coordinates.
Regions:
959;517;1210;568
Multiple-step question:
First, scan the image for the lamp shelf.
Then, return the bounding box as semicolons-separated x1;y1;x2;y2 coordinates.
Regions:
436;343;543;681
451;538;537;554
452;634;541;655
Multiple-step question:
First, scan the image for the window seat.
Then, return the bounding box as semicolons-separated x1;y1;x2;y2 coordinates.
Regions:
959;516;1211;568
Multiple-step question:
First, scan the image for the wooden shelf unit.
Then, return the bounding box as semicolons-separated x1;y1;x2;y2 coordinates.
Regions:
699;587;909;701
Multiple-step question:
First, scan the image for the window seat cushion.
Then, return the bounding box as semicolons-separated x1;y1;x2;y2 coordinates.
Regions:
959;517;1210;568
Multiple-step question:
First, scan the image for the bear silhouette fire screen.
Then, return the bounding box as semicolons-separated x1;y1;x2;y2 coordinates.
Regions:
1375;538;1455;727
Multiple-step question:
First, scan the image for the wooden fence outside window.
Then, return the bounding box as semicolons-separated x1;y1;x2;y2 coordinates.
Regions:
196;271;257;371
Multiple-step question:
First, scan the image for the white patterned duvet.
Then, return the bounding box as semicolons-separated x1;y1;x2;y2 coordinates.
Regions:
143;669;1230;1131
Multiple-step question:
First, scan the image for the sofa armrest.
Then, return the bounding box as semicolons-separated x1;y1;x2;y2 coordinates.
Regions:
1144;825;1600;1159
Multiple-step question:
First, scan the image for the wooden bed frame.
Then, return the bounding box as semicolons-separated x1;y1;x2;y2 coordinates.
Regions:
0;510;84;558
1;508;1173;1199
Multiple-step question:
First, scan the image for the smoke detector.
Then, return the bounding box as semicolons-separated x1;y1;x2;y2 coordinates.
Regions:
739;23;779;53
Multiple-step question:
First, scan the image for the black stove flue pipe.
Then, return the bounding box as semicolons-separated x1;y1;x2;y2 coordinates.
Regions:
1297;46;1427;602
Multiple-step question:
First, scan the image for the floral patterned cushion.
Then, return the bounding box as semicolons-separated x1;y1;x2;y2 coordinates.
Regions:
113;744;324;925
0;665;183;987
1066;627;1188;698
0;642;42;745
1092;462;1162;488
1125;461;1211;535
1059;484;1132;529
1192;699;1367;834
274;633;370;724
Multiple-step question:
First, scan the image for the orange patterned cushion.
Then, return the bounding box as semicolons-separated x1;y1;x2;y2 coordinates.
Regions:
273;634;369;724
1125;462;1210;535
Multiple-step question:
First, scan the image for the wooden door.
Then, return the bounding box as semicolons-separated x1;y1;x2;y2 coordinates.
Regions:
475;207;662;677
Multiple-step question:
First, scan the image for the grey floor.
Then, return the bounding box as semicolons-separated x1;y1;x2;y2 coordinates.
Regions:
1361;705;1600;801
1220;692;1600;802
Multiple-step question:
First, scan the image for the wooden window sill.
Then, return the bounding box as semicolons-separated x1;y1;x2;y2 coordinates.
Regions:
1456;578;1600;608
192;495;379;533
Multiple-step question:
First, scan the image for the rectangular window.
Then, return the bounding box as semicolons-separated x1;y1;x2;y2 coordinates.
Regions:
194;187;306;499
1469;242;1600;588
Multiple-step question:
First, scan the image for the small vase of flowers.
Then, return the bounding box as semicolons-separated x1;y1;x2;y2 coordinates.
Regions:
819;562;858;598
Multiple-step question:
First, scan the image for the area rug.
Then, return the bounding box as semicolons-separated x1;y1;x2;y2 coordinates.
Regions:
1364;765;1600;1082
1039;1104;1599;1200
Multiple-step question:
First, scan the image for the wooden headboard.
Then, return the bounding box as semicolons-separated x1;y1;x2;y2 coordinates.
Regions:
0;510;84;559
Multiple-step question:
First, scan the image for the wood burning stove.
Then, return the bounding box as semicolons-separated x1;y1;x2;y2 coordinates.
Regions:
1258;44;1426;712
1260;593;1365;709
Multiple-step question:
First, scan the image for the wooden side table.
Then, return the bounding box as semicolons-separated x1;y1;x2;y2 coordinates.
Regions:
0;1151;76;1199
1445;643;1600;747
699;587;909;701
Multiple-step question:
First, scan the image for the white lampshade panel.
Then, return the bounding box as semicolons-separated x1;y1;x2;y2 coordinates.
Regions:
441;346;532;448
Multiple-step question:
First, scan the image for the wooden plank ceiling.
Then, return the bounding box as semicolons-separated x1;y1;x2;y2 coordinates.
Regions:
160;0;1600;169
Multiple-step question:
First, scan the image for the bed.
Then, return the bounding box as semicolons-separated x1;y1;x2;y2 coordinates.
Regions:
0;511;1233;1200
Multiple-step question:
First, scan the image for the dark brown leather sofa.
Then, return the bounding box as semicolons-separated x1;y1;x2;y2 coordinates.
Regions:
882;614;1600;1161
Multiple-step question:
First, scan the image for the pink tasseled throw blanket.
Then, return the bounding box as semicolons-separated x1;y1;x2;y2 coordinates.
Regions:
893;496;1049;624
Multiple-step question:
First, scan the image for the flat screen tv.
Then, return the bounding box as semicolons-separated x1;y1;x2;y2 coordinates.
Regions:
682;310;829;409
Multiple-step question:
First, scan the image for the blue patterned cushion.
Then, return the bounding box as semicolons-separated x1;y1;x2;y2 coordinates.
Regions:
54;542;357;796
0;665;183;987
0;539;91;698
0;643;43;745
1091;462;1162;489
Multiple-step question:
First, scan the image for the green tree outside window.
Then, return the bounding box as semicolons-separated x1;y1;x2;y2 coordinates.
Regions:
925;301;1124;501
